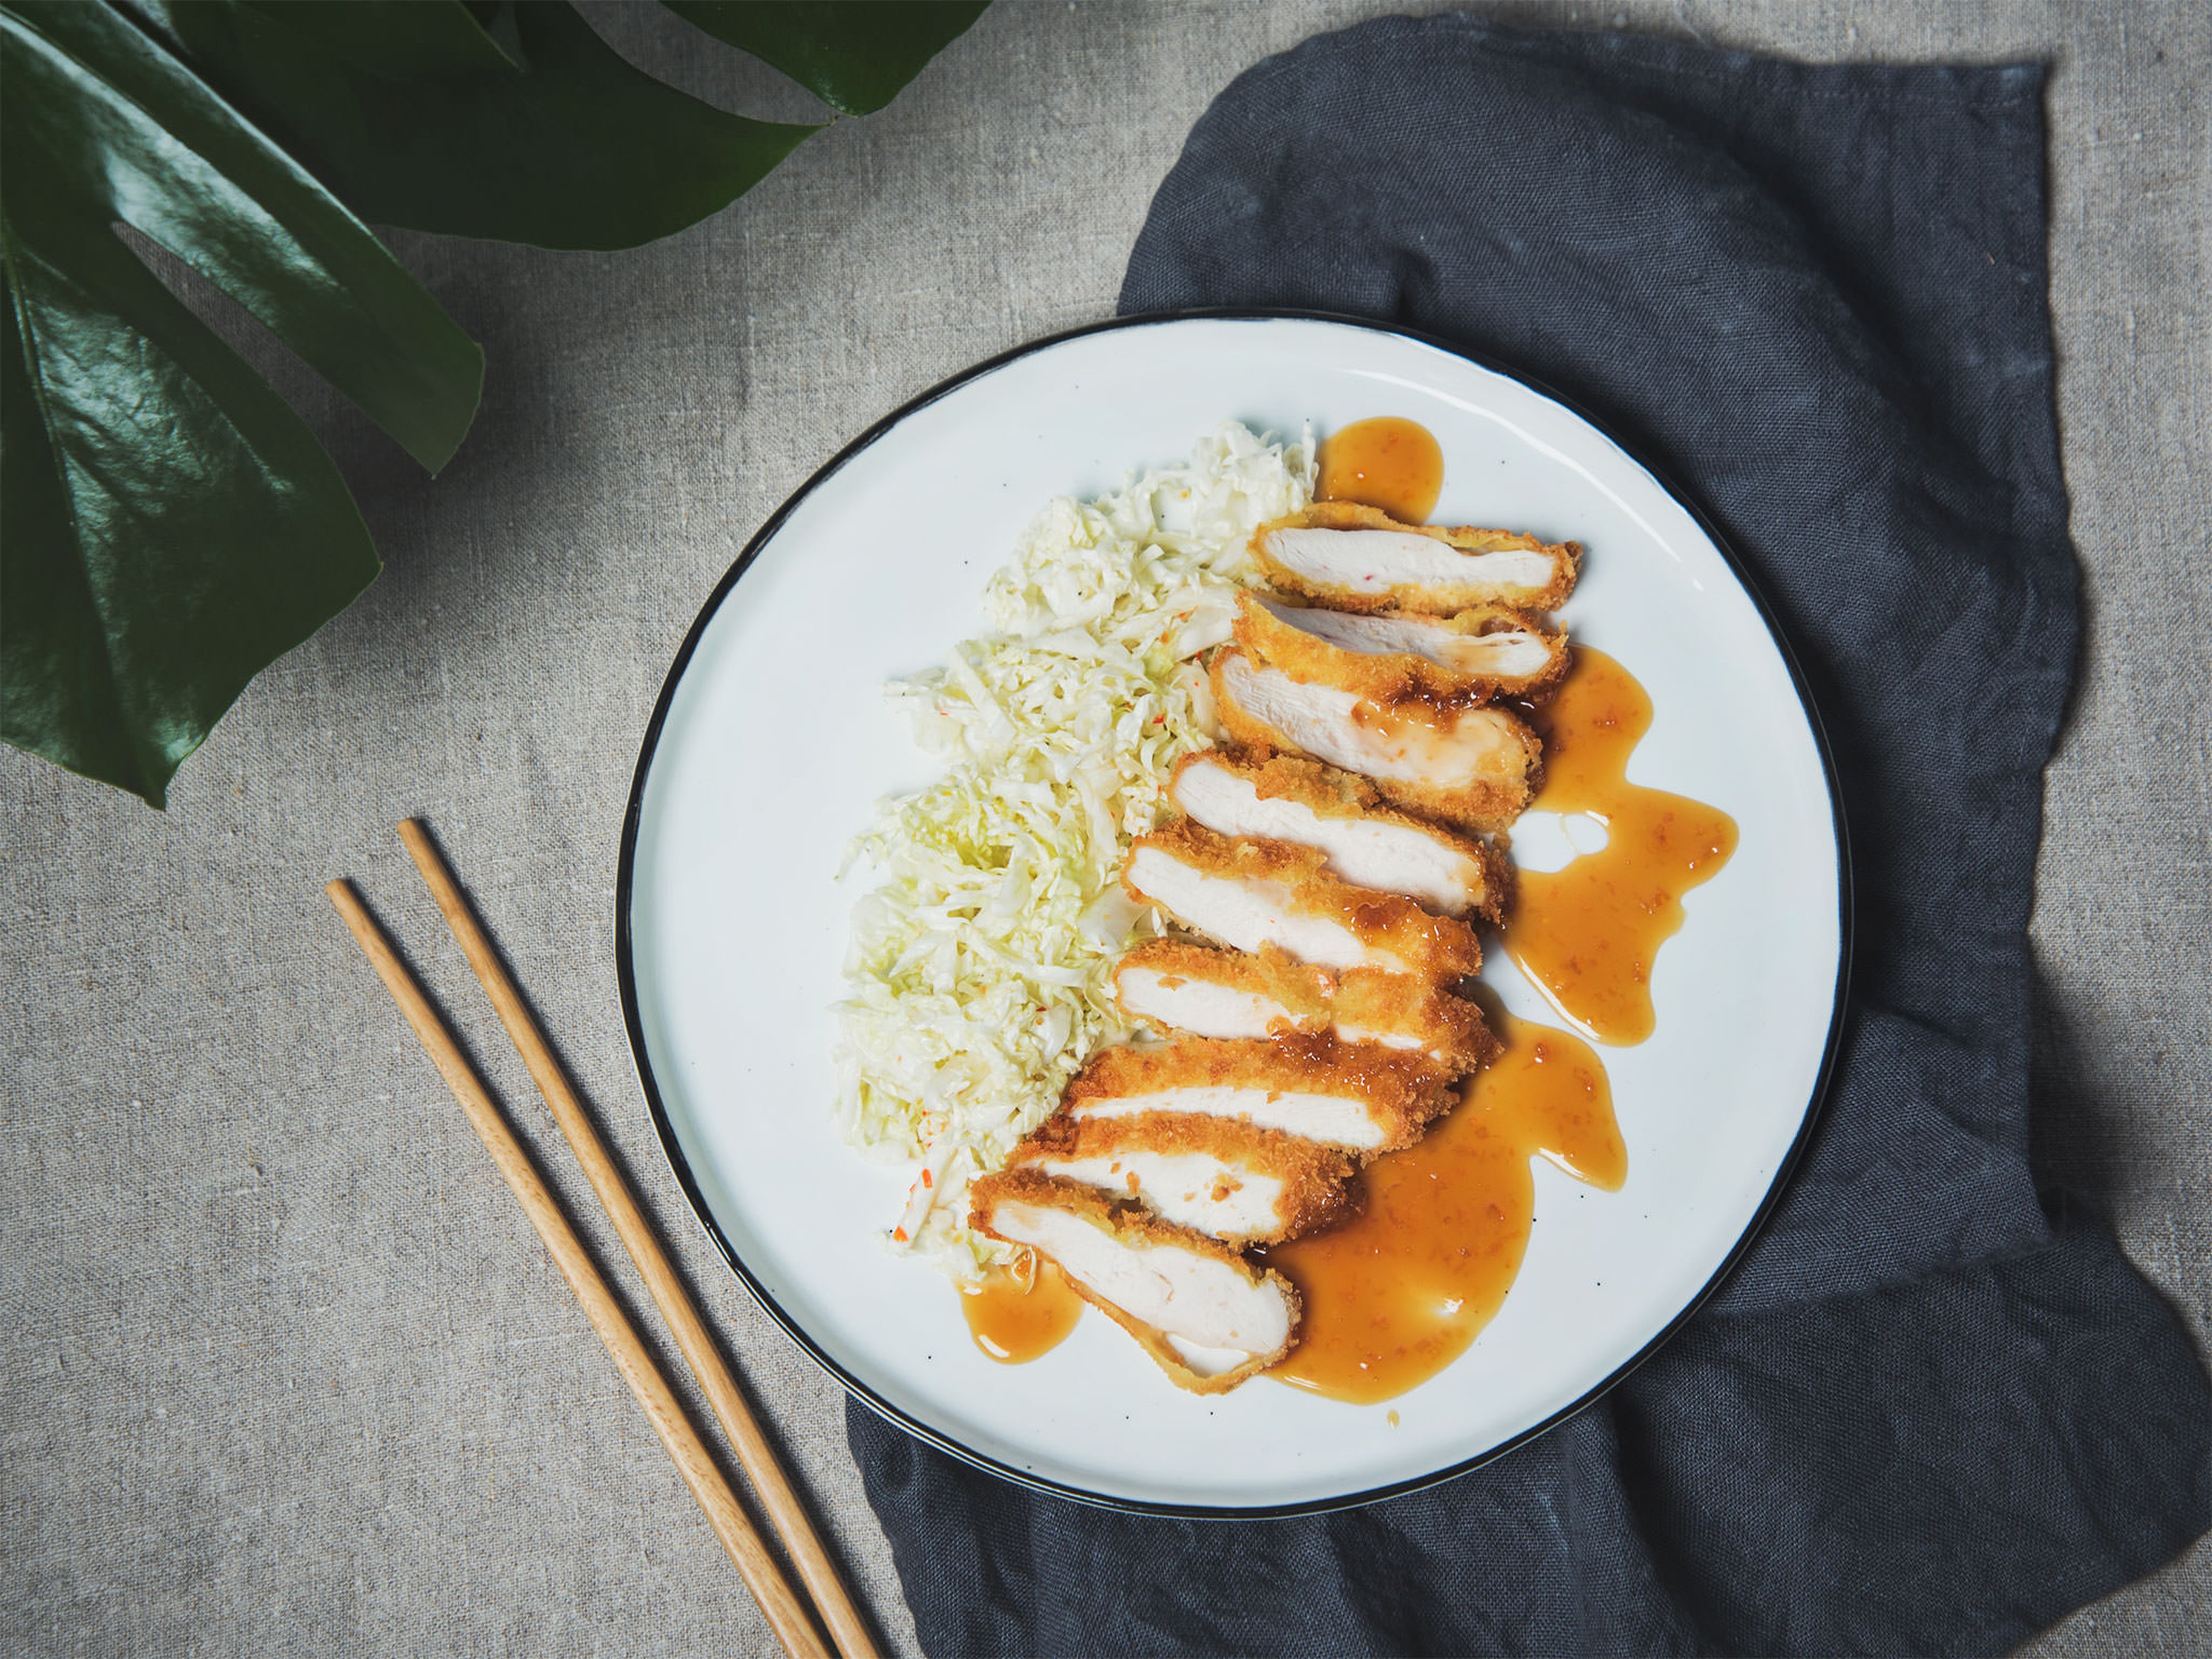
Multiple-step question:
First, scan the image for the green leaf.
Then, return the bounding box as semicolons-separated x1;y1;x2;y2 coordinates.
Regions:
3;0;984;808
140;0;824;251
664;1;987;115
1;0;482;805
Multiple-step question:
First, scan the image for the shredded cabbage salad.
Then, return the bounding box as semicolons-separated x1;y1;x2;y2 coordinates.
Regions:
835;422;1315;1275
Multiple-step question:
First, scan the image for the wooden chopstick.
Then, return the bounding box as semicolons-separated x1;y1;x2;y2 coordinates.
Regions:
392;820;881;1659
324;878;834;1659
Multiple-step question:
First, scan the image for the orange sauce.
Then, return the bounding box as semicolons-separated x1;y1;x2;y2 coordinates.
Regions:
1505;648;1737;1046
1317;417;1444;522
960;1258;1082;1363
1270;1003;1622;1403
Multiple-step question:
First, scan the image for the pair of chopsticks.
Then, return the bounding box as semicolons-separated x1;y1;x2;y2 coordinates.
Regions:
327;821;876;1659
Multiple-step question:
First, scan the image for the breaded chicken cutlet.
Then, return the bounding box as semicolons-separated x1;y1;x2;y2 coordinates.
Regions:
970;1168;1300;1394
1213;650;1542;834
1171;750;1508;921
1113;940;1498;1072
1253;501;1581;613
1010;1112;1354;1246
1065;1034;1456;1154
1124;819;1483;980
1234;592;1570;707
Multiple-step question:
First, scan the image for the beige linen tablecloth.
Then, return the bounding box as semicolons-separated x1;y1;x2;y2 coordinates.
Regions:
4;3;2204;1653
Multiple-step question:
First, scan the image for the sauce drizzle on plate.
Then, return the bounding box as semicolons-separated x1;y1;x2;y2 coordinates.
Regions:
1268;1002;1622;1404
1505;648;1739;1046
961;1257;1082;1363
1317;416;1445;522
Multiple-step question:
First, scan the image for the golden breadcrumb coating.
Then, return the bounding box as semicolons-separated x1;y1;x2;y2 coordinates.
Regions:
1065;1033;1457;1153
1233;590;1571;707
1211;650;1543;835
1114;937;1332;1035
1112;939;1498;1073
969;1168;1301;1394
1011;1111;1357;1245
1124;817;1483;980
1329;969;1502;1074
1252;500;1582;613
1169;748;1509;922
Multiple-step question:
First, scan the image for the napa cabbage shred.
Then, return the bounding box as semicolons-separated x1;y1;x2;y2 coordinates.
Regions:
836;423;1314;1274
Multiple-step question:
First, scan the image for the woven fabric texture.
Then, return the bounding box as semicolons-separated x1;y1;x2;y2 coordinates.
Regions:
3;3;2205;1655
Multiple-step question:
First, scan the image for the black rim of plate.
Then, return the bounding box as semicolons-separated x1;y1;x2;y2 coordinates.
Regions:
615;308;1854;1520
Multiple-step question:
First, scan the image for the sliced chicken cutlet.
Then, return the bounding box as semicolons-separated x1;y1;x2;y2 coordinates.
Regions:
1213;649;1541;834
1065;1035;1456;1154
1234;590;1569;705
970;1168;1300;1393
1113;940;1497;1072
1327;968;1501;1070
1113;939;1328;1043
1253;501;1581;613
1171;749;1506;920
1123;819;1482;980
1010;1112;1353;1246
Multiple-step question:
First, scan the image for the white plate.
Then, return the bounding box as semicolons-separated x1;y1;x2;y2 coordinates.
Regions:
618;313;1847;1515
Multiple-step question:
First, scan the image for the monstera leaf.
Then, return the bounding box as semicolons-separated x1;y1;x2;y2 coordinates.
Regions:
0;0;986;806
665;2;988;116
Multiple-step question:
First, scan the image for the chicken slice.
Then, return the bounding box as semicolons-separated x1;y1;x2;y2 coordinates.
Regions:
1113;939;1321;1043
1010;1113;1354;1245
969;1169;1300;1392
1171;749;1506;919
1253;501;1581;613
1234;591;1569;704
1327;968;1501;1071
1213;650;1541;834
1065;1035;1456;1154
1113;940;1498;1073
1123;819;1482;979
